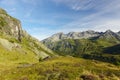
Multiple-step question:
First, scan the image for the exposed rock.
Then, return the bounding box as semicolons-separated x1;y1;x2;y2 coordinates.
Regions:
0;8;22;41
0;8;55;60
42;30;102;44
43;30;120;44
99;30;120;40
0;38;21;50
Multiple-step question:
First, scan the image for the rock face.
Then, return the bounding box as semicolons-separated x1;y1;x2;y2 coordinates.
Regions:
0;8;54;61
42;30;120;43
0;8;22;41
42;30;102;43
99;30;120;40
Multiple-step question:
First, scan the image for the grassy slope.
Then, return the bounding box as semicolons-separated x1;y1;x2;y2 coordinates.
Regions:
0;43;38;72
0;57;120;80
0;36;39;72
49;39;118;54
0;8;55;63
44;39;120;65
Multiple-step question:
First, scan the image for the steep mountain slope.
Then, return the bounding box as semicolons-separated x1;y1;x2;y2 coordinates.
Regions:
118;31;120;35
104;44;120;54
98;30;120;42
42;30;120;65
0;8;54;64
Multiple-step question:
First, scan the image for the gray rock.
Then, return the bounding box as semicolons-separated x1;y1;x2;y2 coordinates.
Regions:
42;30;102;43
99;30;120;40
0;8;55;60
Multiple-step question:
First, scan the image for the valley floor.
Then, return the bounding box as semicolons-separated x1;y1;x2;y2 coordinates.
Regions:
0;57;120;80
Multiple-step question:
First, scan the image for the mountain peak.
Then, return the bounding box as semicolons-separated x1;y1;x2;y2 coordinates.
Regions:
98;30;120;40
118;31;120;34
105;30;113;33
54;32;64;35
43;30;102;42
85;30;95;33
43;30;120;43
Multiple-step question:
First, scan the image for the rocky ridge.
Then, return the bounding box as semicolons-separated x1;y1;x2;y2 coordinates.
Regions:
42;30;120;43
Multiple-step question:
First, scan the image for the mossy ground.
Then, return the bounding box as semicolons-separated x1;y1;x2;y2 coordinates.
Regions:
0;56;120;80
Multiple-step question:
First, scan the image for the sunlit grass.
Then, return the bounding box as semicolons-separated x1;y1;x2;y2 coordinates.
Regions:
0;56;119;80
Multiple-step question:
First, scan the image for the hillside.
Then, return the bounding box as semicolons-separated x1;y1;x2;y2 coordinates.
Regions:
42;30;120;65
0;8;54;65
0;57;120;80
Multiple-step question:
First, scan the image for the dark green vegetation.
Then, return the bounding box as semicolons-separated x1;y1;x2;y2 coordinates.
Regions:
43;31;120;65
0;57;120;80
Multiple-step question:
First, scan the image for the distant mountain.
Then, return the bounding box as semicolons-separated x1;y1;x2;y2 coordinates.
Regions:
43;30;102;43
98;30;120;41
117;31;120;35
42;30;120;46
0;8;54;63
42;30;120;44
42;30;120;65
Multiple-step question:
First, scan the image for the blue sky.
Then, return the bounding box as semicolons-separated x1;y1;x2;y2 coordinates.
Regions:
0;0;120;40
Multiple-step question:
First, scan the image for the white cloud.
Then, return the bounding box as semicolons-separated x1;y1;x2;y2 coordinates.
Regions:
92;20;120;32
54;0;120;32
52;0;109;11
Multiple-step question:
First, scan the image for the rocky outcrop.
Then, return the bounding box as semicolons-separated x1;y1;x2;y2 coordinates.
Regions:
0;8;22;41
0;38;21;50
0;8;55;60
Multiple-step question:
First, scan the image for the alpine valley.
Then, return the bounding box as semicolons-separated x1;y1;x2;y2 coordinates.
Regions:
42;30;120;65
0;8;120;80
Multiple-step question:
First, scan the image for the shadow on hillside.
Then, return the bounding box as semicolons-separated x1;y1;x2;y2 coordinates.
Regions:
103;44;120;54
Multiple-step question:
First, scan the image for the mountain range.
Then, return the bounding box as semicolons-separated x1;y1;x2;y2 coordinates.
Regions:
42;30;120;65
42;30;120;42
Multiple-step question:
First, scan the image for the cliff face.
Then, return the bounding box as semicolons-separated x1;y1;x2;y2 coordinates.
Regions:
0;8;22;41
0;8;54;62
